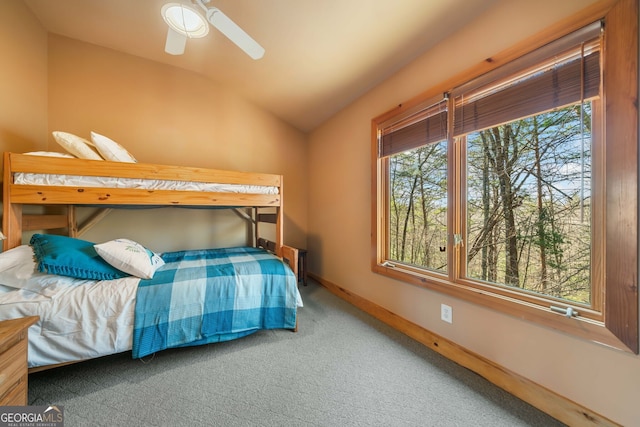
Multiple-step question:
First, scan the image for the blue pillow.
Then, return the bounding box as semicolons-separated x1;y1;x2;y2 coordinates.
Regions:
30;234;129;280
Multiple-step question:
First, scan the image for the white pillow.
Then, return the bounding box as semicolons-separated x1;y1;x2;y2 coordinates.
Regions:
52;131;103;160
0;245;68;296
24;151;75;158
94;239;164;279
91;132;137;163
0;245;35;272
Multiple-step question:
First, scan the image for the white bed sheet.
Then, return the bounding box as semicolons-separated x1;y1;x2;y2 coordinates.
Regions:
0;277;138;368
14;173;279;195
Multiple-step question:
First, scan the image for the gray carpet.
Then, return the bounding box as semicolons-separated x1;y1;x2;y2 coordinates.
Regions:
28;281;565;427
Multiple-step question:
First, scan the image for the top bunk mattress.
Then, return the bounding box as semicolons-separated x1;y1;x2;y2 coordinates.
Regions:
3;152;283;203
14;173;279;195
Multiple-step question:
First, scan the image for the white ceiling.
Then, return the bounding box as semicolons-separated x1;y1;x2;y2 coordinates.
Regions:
24;0;498;132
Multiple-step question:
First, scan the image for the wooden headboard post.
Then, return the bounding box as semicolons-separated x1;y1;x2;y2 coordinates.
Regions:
67;206;78;237
253;207;259;248
3;152;22;251
276;179;284;256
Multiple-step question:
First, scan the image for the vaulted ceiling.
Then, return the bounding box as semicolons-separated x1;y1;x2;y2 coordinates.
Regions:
24;0;498;132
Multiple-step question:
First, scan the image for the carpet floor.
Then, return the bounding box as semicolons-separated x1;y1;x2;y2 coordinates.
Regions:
28;280;565;426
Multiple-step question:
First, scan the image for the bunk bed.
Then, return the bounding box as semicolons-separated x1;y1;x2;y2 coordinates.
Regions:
0;152;301;370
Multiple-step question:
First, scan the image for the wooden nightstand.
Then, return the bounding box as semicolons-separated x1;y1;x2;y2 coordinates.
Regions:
0;316;38;406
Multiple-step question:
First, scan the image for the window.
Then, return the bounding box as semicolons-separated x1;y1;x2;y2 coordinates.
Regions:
463;104;595;306
455;22;602;311
372;2;638;353
380;98;448;274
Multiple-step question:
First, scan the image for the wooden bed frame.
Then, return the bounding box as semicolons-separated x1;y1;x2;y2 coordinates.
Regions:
2;152;300;372
1;152;297;275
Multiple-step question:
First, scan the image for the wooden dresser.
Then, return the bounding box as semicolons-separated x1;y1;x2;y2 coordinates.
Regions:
0;316;38;406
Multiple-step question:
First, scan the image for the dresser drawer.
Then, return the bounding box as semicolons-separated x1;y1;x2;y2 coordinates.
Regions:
0;374;26;406
0;337;28;403
0;328;23;357
0;317;38;406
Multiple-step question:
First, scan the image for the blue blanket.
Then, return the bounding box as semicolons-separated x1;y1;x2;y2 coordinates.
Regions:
132;246;298;358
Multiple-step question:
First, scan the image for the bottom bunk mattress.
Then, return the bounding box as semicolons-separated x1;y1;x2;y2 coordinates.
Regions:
0;245;302;368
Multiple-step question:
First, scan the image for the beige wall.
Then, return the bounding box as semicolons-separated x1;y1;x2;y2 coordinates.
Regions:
308;0;639;425
0;1;48;153
0;3;307;252
45;35;307;251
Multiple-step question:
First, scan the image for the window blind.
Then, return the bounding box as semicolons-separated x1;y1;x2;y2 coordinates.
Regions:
453;21;602;136
380;96;448;158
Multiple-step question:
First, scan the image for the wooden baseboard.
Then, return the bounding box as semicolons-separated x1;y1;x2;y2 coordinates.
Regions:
309;273;619;427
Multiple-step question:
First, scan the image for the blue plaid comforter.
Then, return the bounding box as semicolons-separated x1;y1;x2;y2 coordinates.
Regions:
132;246;298;358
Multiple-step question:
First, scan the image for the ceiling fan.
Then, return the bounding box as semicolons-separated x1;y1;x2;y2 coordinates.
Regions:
161;0;265;59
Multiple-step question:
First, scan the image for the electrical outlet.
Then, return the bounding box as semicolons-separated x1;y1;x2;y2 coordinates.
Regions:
441;304;453;324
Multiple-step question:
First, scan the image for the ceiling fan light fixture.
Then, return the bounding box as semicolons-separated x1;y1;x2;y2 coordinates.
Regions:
162;0;265;59
161;3;208;39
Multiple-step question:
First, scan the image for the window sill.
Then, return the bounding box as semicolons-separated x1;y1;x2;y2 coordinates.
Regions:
373;263;634;353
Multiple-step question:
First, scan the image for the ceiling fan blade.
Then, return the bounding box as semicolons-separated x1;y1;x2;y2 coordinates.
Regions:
206;8;265;60
165;27;187;55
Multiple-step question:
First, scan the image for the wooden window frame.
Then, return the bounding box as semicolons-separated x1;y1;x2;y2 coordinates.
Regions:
371;0;638;353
